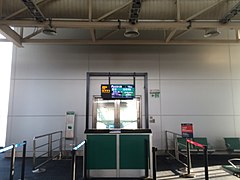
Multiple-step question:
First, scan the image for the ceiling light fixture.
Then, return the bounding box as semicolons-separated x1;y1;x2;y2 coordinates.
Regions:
203;28;221;38
42;19;57;36
124;27;140;38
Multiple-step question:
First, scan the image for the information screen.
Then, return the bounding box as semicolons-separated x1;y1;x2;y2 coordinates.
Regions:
101;84;135;99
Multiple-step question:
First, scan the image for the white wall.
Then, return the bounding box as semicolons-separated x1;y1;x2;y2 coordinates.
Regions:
6;43;240;153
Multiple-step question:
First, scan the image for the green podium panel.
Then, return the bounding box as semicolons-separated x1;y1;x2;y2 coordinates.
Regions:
120;135;149;169
87;135;116;169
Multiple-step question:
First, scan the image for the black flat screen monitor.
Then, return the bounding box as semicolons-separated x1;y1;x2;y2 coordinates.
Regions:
101;84;135;99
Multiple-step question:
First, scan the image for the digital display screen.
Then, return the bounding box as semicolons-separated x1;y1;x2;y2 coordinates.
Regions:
101;84;135;99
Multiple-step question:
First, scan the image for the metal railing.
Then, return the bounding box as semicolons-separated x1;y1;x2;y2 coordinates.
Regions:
165;130;187;167
32;131;63;172
0;141;27;180
165;131;209;179
71;140;86;180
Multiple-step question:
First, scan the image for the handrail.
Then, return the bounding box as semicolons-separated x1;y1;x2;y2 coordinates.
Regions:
71;140;86;180
32;131;63;173
165;130;187;166
0;141;27;180
34;131;62;139
165;130;182;137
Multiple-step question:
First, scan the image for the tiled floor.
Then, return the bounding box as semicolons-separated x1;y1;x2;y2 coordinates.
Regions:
0;154;239;179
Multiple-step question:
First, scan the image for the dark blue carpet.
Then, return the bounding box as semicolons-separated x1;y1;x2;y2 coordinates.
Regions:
0;154;237;180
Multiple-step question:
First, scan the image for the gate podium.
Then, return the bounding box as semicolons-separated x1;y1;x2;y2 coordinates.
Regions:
84;72;153;179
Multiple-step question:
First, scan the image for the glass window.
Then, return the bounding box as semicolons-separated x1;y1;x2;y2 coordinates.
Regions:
93;96;141;129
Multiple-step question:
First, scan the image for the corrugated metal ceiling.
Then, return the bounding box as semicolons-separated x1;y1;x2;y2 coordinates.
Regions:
1;0;240;20
1;0;240;46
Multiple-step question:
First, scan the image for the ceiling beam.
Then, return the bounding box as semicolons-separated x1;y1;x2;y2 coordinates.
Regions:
23;28;43;39
20;27;24;38
99;29;119;40
89;0;92;21
0;25;23;47
2;20;240;30
97;0;132;22
88;0;96;42
165;29;177;43
0;39;10;42
0;0;3;18
90;29;96;42
4;0;50;20
185;0;225;22
176;0;181;21
173;29;191;39
236;29;240;40
21;38;240;45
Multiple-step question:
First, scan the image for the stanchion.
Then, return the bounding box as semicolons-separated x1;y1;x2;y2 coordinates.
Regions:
84;141;87;180
20;141;27;180
204;145;209;180
71;140;86;180
179;139;195;178
144;139;149;178
71;149;77;180
9;144;16;180
152;147;157;180
180;139;209;179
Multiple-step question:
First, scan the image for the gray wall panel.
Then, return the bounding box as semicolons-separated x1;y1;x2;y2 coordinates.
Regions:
235;116;240;137
11;80;85;116
160;46;231;80
89;46;160;79
15;45;89;79
232;80;240;115
149;116;161;149
161;80;233;115
230;45;240;79
8;116;65;152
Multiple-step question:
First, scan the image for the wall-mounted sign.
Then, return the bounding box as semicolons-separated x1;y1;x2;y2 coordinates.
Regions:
150;89;160;98
181;123;193;138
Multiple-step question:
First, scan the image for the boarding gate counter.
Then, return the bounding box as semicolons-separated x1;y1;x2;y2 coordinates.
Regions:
84;72;154;179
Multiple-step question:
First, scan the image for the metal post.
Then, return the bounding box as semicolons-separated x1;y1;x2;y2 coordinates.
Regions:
152;147;157;180
21;141;27;180
204;146;209;180
85;72;90;130
9;145;16;180
144;73;149;129
186;141;191;175
174;134;178;159
71;150;77;180
48;134;52;158
59;131;63;159
33;139;36;169
145;139;149;177
165;131;168;152
84;141;87;179
180;140;195;178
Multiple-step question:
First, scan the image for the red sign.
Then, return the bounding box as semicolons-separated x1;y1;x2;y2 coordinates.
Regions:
181;123;193;138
